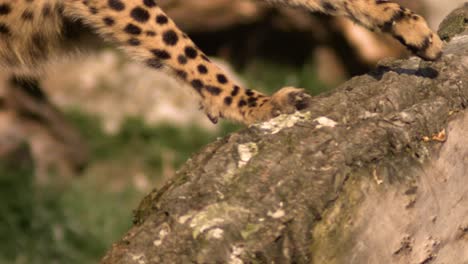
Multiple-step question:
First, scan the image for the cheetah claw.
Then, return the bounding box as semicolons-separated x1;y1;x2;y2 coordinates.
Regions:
206;113;219;124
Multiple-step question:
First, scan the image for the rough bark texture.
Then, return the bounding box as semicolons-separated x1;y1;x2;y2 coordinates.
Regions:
102;6;468;264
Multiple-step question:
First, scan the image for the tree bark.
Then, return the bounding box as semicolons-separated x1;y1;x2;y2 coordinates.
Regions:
102;5;468;264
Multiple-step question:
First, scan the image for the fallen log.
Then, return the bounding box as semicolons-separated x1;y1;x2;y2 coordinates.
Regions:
102;5;468;264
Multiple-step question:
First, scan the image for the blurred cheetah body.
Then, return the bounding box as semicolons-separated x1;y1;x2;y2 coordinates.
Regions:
0;0;442;124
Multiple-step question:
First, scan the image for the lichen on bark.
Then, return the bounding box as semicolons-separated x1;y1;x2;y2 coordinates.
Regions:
438;3;468;41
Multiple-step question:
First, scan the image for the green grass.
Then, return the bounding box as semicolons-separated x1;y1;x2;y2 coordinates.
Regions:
0;113;237;264
0;148;139;264
0;160;137;264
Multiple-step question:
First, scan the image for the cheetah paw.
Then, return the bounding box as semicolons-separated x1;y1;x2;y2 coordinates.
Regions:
246;86;311;124
270;86;311;117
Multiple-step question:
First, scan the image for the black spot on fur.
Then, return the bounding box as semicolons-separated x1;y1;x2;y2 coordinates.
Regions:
156;14;168;24
175;70;188;80
381;8;406;32
0;23;10;36
206;86;222;95
131;7;150;23
184;46;198;59
143;0;157;8
177;55;187;64
417;37;431;53
124;23;142;35
191;79;204;94
231;85;240;96
216;74;228;84
0;4;11;15
248;97;258;107
246;89;255;96
396;34;432;59
108;0;125;11
238;99;247;107
197;65;208;74
151;49;171;60
89;6;98;14
103;17;115;26
162;30;178;46
224;97;233;106
128;38;141;46
146;58;163;69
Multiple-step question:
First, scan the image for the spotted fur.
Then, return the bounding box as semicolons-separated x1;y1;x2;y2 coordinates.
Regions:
0;0;443;124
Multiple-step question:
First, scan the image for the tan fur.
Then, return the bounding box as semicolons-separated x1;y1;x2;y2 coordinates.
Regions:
0;0;63;72
0;0;443;124
271;0;443;60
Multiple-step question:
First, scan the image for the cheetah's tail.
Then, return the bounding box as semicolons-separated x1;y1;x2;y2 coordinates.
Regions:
306;0;443;60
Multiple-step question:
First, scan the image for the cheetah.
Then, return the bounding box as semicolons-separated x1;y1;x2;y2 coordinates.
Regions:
0;0;443;125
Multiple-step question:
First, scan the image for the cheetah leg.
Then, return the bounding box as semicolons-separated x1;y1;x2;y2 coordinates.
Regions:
62;1;310;125
268;0;443;60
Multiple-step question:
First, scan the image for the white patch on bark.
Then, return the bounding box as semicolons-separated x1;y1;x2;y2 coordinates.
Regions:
237;142;258;168
178;213;194;224
229;246;245;264
268;208;286;219
179;203;249;239
373;169;384;185
207;228;224;239
130;253;146;264
192;217;225;238
314;116;338;128
152;228;169;247
255;111;312;134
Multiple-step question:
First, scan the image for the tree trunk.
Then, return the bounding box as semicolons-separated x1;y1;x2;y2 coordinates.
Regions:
102;5;468;264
